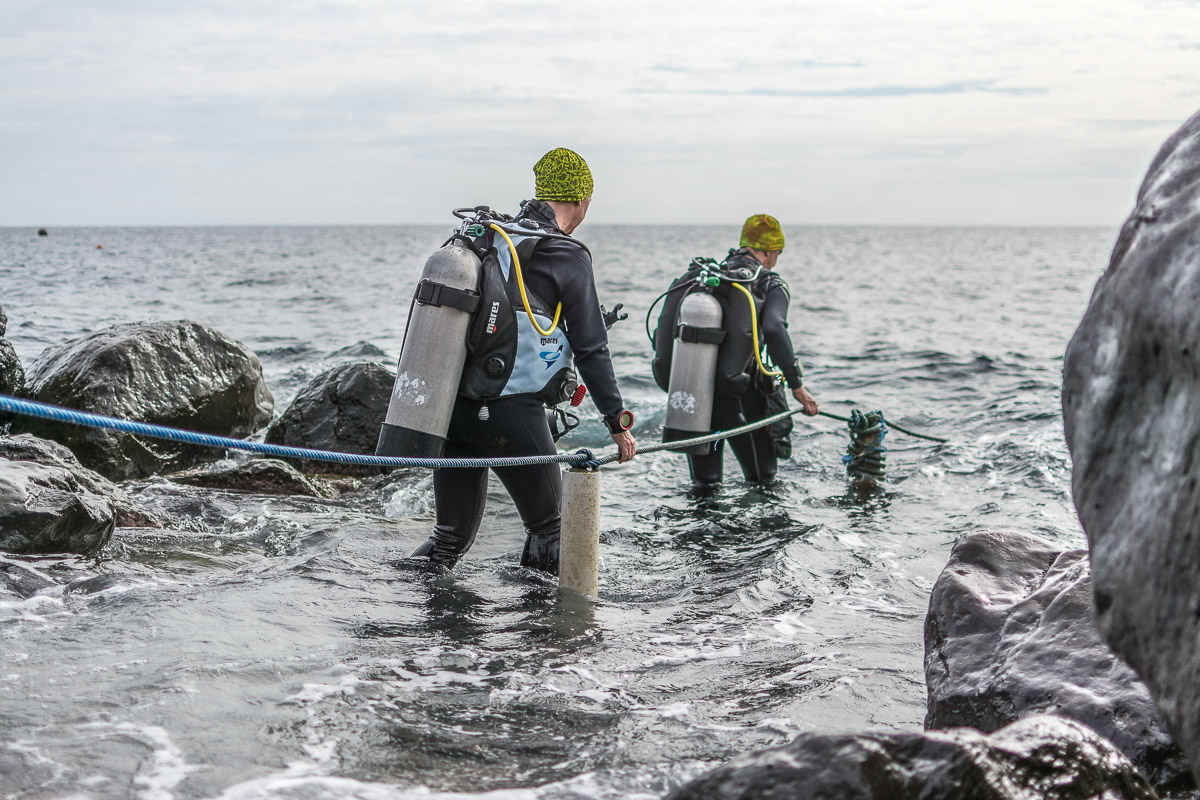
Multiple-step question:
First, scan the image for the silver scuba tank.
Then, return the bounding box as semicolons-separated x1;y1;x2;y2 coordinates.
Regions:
376;243;481;458
662;290;724;455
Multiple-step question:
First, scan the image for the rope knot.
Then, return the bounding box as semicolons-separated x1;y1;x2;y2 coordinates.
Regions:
844;409;888;479
574;448;601;471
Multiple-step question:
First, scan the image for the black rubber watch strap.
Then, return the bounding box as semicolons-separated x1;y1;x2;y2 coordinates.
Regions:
603;409;634;434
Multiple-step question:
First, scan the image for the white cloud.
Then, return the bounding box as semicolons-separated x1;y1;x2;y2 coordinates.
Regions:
2;0;1199;224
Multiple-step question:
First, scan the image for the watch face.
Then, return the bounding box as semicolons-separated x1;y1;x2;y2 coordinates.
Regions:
618;410;634;430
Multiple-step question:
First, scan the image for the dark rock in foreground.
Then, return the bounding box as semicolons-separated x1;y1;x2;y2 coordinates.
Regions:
265;362;394;475
1063;108;1200;782
20;321;274;481
0;434;161;528
0;459;115;555
0;303;24;397
925;530;1190;793
667;715;1155;800
167;458;330;498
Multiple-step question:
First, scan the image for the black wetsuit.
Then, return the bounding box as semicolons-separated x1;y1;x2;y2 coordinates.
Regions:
685;248;803;488
412;200;624;572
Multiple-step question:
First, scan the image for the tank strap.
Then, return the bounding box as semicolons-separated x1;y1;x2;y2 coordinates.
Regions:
676;323;725;344
415;278;481;313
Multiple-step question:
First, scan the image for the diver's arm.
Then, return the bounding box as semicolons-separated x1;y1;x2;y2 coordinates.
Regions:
760;281;804;391
542;243;625;420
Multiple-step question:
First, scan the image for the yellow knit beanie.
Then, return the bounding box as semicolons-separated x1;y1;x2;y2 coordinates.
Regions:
739;214;785;251
533;148;594;202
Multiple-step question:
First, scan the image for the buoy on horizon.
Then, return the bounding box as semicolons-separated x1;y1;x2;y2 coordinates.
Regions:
37;228;47;237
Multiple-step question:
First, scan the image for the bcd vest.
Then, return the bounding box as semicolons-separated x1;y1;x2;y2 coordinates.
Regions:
651;253;769;393
458;229;575;406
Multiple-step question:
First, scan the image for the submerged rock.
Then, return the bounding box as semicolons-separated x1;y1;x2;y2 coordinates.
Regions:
925;530;1189;793
0;434;161;528
167;458;331;498
0;303;24;397
667;715;1155;800
265;361;394;475
0;558;57;598
19;321;274;480
1063;108;1200;782
0;459;115;555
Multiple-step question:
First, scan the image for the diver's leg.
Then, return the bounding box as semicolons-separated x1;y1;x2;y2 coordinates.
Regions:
412;465;488;566
487;395;563;573
727;392;778;483
687;438;725;490
410;399;490;567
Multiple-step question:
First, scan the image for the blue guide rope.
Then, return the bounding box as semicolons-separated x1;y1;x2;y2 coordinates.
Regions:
0;394;805;471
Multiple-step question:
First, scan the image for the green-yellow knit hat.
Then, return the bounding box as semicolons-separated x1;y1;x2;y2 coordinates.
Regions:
739;214;785;251
533;148;594;202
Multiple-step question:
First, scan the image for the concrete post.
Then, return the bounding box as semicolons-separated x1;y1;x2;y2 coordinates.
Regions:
559;467;601;597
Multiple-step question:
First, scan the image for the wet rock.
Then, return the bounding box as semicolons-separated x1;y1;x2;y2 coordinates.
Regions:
265;361;394;475
925;530;1190;793
1063;108;1200;783
327;340;390;360
0;303;24;397
167;458;331;498
0;434;161;528
0;459;115;555
666;715;1155;800
19;320;274;480
0;558;56;598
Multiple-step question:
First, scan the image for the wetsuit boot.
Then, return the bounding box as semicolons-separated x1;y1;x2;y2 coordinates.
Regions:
520;525;560;573
410;523;479;568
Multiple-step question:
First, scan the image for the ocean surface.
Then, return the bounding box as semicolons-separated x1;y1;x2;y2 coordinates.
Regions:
0;223;1110;799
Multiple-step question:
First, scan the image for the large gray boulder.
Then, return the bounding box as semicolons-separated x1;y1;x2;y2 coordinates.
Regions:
1063;108;1200;782
265;361;393;474
0;303;24;397
0;459;115;555
666;715;1155;800
20;321;274;480
925;530;1189;793
0;434;161;528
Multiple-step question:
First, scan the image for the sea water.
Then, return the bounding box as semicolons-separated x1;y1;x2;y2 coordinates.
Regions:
0;223;1109;799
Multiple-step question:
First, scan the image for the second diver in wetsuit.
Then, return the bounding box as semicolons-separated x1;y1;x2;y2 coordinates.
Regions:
652;213;818;492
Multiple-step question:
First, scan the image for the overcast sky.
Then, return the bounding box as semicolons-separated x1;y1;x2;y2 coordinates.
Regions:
3;0;1199;226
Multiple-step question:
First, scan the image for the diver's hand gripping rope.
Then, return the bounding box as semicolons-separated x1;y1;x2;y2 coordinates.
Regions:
490;223;562;337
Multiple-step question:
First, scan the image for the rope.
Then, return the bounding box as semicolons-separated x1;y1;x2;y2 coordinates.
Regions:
0;394;946;474
818;410;947;443
577;406;807;468
0;394;590;470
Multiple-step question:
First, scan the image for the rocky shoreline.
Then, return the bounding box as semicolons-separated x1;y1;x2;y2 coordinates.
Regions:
6;112;1200;800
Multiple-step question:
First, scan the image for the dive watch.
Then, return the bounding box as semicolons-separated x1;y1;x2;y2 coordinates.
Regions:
603;409;635;435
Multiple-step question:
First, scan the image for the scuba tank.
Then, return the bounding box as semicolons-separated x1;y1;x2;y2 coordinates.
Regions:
377;242;482;458
662;288;725;454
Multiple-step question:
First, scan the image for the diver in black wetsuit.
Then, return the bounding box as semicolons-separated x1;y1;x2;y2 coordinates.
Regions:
411;148;636;573
656;214;819;491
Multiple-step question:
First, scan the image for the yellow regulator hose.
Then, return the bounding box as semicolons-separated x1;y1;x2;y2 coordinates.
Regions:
490;223;562;337
731;281;783;380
